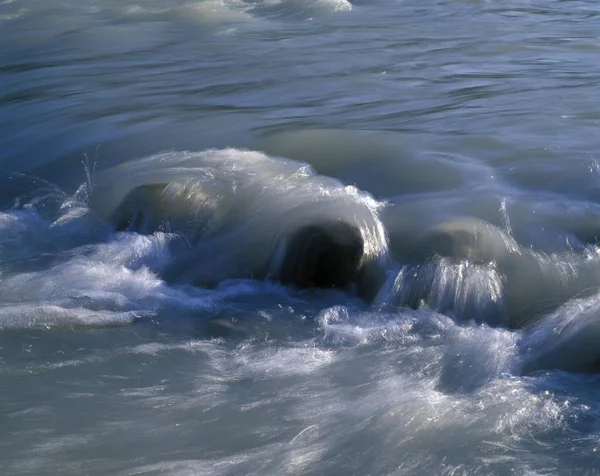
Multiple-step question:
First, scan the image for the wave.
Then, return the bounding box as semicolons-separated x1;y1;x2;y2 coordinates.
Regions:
376;216;600;330
0;148;386;329
238;0;352;19
4;147;600;374
0;0;351;29
89;148;389;297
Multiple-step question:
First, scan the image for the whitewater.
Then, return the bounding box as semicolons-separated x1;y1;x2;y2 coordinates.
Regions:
2;0;600;475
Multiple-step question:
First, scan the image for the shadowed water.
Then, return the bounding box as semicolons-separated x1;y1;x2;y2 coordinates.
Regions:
2;0;600;475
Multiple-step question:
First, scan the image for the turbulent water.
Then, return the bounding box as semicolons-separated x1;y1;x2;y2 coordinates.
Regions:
3;0;600;474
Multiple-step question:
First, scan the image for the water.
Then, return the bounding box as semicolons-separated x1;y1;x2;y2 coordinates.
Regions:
2;0;600;474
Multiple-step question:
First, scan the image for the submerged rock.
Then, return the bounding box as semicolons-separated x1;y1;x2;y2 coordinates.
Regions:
102;181;385;298
279;221;364;289
417;217;519;264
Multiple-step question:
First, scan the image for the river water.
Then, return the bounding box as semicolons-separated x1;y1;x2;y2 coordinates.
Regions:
2;1;600;474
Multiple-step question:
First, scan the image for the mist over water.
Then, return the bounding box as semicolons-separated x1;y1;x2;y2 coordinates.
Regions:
3;0;600;475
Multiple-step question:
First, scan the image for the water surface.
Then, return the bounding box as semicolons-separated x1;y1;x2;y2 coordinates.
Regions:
2;1;600;474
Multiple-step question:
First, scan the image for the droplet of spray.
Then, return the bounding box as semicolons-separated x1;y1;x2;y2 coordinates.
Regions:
500;198;513;237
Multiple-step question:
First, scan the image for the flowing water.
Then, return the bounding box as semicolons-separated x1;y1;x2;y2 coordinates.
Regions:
3;0;600;474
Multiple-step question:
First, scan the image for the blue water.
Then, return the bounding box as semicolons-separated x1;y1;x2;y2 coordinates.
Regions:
2;1;600;474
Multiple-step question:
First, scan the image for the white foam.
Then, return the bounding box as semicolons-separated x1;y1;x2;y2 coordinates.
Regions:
90;148;389;287
237;0;352;19
257;0;352;12
0;304;142;329
0;204;214;328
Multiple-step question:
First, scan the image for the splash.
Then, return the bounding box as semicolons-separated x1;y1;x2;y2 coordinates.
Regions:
90;148;389;293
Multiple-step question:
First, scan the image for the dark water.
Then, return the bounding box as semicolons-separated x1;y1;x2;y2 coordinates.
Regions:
2;1;600;474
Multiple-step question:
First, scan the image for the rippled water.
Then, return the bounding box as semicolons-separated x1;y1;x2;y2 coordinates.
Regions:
3;1;600;475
